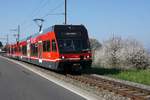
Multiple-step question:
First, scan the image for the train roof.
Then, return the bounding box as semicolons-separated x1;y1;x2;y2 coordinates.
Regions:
19;24;86;41
54;24;87;33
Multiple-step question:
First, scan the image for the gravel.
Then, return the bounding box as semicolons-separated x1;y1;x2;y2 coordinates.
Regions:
92;74;150;91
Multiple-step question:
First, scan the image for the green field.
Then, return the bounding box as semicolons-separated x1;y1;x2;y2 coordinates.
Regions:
83;67;150;85
110;69;150;85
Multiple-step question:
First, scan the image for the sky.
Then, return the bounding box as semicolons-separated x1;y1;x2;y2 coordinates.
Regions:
0;0;150;48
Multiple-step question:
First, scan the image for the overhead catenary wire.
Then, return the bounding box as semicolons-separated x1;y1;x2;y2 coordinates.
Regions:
31;0;52;19
20;0;48;26
40;0;64;18
41;13;64;19
18;0;49;38
18;0;65;40
23;0;64;32
18;0;51;38
0;34;9;44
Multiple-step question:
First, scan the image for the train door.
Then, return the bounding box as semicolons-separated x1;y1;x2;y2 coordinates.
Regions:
38;41;42;63
27;40;31;62
49;39;58;69
51;39;58;59
20;45;22;59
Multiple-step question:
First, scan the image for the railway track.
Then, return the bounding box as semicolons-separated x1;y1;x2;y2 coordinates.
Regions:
67;74;150;100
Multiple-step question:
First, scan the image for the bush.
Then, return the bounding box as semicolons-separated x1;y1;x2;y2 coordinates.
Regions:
93;36;150;69
94;36;123;68
120;39;149;69
89;38;102;60
89;38;102;51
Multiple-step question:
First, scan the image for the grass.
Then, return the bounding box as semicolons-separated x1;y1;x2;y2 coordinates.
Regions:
110;69;150;86
83;67;150;86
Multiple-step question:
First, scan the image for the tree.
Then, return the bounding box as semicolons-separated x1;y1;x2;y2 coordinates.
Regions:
89;38;102;61
94;36;123;68
94;36;149;69
89;38;102;51
120;39;149;69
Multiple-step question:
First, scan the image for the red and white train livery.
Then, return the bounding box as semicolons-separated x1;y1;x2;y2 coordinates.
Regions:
7;25;92;72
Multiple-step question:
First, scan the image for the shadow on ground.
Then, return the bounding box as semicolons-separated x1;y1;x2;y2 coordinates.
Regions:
82;66;121;75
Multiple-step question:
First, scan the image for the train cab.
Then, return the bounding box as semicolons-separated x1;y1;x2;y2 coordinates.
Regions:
54;25;92;72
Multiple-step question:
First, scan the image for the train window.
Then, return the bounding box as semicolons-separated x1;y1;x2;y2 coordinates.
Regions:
43;40;50;52
19;46;21;52
14;47;16;52
11;47;14;54
43;41;47;52
35;44;38;57
31;44;34;56
52;40;57;52
22;45;27;55
47;40;50;52
31;43;38;56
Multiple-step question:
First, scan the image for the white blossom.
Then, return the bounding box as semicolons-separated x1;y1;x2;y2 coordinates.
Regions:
93;36;149;69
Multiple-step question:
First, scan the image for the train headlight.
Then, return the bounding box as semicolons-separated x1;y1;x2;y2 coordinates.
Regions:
87;55;90;58
61;56;65;59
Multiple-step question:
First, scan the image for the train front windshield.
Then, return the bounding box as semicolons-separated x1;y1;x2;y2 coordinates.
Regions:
58;38;89;53
55;25;90;54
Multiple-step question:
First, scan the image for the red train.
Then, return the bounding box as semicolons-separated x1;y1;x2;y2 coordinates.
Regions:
6;25;92;73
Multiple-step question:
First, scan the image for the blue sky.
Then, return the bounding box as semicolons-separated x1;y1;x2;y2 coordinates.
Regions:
0;0;150;48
